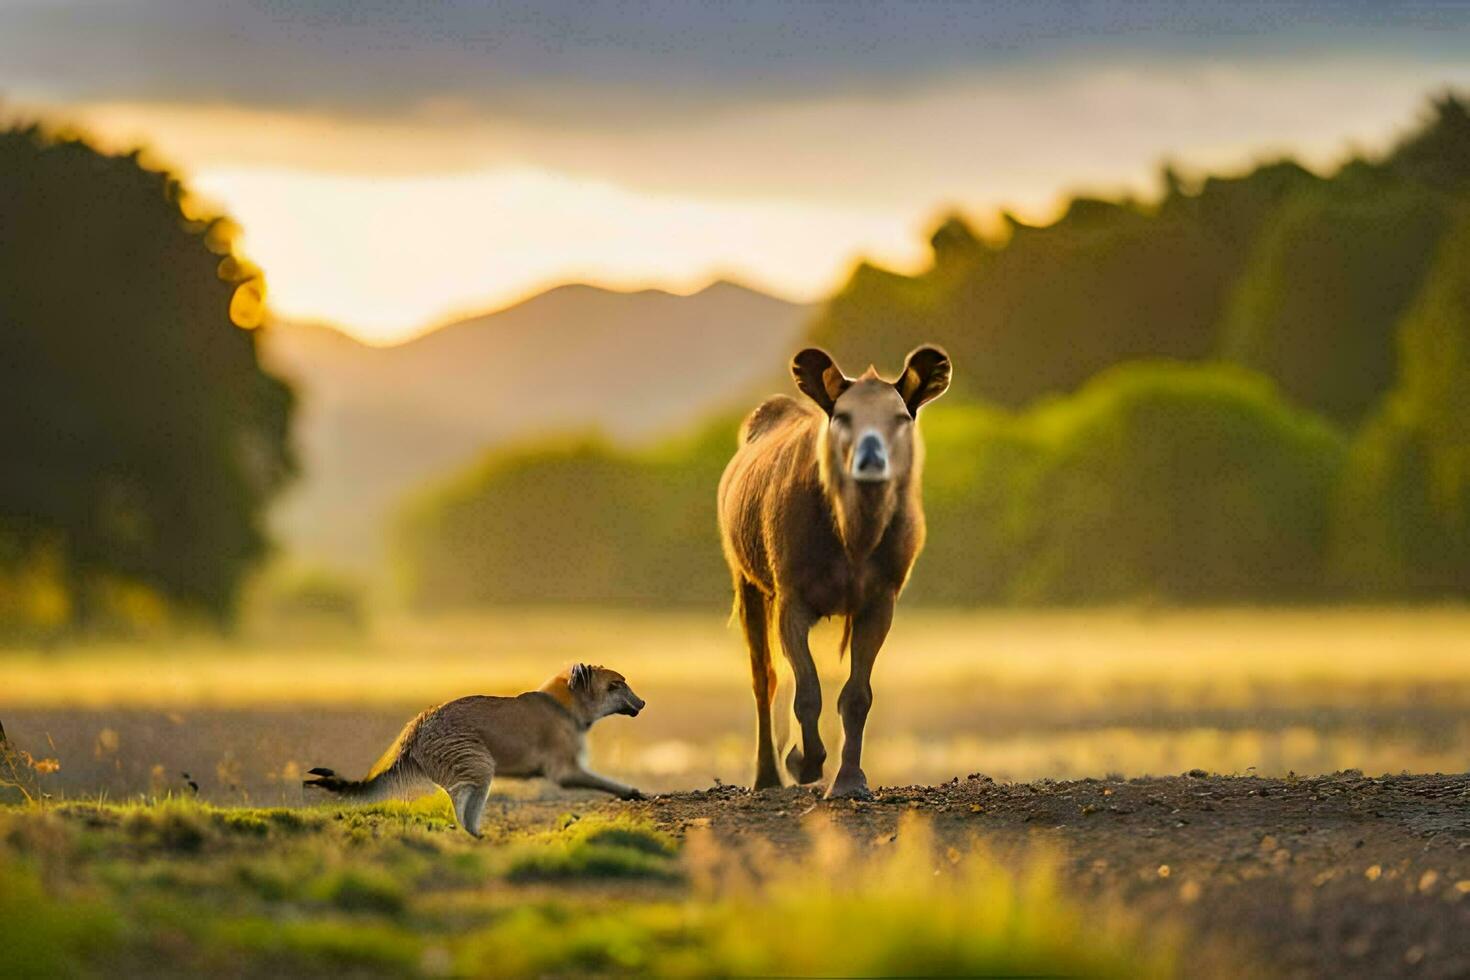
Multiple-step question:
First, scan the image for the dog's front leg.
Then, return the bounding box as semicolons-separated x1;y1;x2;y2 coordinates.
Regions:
555;766;643;800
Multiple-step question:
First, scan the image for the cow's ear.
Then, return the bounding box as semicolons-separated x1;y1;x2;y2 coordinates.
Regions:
791;348;852;416
896;345;952;415
568;663;593;693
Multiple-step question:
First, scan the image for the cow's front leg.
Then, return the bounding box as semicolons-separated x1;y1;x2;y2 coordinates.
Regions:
827;592;895;799
777;599;826;784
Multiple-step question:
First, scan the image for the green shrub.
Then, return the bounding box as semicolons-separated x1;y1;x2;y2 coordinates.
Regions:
394;419;734;609
905;402;1046;603
1010;362;1346;603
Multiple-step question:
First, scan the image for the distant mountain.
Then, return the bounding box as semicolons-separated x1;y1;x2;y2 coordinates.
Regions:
261;281;813;568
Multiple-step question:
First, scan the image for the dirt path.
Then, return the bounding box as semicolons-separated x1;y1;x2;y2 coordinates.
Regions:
484;771;1470;979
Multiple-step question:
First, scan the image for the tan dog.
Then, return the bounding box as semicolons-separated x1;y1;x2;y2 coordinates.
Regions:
304;664;646;836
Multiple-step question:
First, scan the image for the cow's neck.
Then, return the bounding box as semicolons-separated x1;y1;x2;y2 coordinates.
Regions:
827;475;901;564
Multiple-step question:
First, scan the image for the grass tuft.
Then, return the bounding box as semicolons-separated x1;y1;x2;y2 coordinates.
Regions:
123;799;209;852
502;815;681;882
219;811;271;836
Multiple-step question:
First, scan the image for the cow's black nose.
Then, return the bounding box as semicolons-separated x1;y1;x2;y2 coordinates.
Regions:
855;433;887;473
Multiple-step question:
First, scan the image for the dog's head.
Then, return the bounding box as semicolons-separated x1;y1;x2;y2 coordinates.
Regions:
565;663;646;720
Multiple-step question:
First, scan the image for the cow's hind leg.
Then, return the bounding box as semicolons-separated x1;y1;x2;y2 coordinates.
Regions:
777;599;825;785
738;579;781;789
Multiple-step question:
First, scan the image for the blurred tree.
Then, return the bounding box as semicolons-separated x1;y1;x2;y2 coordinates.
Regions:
1219;178;1451;425
1383;93;1470;190
0;125;295;627
1012;362;1346;604
808;159;1318;407
1332;209;1470;596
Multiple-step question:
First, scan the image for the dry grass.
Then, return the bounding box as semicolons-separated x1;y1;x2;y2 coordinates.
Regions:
2;608;1467;800
2;607;1468;708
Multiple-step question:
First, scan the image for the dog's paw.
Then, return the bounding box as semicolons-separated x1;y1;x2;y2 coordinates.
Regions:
620;788;645;801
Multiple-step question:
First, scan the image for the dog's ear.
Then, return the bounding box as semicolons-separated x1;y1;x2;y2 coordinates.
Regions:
895;345;952;416
792;348;852;416
568;663;593;693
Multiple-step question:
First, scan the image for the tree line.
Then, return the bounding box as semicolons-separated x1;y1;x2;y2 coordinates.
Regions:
396;95;1470;608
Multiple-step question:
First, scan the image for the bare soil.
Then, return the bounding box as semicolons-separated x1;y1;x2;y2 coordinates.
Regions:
483;771;1470;979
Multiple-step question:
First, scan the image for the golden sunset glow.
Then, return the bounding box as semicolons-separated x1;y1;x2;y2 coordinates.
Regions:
27;51;1469;343
188;165;925;344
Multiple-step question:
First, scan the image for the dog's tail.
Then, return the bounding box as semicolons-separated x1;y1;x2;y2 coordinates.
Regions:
304;757;426;803
304;721;428;803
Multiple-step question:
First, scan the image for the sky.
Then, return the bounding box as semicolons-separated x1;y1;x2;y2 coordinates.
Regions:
4;1;1470;344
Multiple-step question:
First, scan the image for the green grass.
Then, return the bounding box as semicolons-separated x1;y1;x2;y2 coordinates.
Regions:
0;797;1187;978
461;817;1179;978
0;856;118;975
502;814;680;882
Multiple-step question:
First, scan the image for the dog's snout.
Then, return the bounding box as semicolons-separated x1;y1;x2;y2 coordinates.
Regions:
852;432;889;480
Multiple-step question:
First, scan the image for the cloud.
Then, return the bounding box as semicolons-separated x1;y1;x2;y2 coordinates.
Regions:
52;55;1470;206
4;0;1468;124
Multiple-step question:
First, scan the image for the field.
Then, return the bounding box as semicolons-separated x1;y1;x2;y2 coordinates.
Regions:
3;608;1470;976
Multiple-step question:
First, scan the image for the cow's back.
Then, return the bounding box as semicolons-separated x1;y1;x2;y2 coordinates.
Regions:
718;396;825;592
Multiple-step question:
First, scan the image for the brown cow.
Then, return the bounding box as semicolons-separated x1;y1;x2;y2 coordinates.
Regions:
717;345;951;798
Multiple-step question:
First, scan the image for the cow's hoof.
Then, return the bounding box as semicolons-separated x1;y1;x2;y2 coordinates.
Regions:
825;769;872;801
784;746;804;781
786;746;826;785
753;768;783;791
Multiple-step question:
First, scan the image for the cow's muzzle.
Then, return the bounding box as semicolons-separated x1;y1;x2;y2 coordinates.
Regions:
852;431;890;481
